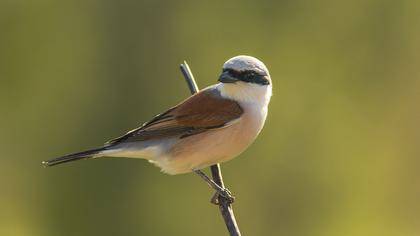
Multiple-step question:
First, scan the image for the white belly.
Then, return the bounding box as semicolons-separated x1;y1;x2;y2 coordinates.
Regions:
154;103;268;174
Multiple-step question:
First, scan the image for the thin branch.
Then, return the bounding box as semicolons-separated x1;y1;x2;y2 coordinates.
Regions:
180;61;241;236
180;61;199;93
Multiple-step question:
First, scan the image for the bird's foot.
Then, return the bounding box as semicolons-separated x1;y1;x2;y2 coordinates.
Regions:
192;168;236;205
210;187;235;205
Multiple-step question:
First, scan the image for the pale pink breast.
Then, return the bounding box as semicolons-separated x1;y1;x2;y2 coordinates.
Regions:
163;105;266;174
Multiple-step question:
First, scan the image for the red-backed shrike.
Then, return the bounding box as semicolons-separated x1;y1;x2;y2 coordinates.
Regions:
44;55;272;202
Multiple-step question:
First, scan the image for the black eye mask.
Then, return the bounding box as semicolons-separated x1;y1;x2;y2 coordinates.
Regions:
224;69;270;85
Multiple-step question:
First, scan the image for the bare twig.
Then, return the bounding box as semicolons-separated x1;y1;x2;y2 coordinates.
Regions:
180;61;241;236
180;61;199;93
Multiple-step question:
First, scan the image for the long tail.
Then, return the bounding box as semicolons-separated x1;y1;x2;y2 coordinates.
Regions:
42;146;111;167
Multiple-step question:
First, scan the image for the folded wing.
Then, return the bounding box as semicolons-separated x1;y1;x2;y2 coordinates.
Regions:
107;87;243;144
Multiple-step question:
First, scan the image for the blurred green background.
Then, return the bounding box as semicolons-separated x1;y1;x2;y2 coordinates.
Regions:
1;0;420;235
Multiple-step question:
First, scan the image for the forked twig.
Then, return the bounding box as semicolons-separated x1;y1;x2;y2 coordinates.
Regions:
180;61;241;236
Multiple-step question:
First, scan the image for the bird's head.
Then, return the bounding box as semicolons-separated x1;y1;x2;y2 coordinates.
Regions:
218;55;272;104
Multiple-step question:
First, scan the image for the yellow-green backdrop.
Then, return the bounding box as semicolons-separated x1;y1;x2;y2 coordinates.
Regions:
1;1;419;235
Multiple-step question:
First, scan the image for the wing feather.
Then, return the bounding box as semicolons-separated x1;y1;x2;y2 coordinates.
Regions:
107;87;243;145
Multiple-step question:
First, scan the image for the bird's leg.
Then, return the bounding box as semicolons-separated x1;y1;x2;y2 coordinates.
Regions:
193;169;235;205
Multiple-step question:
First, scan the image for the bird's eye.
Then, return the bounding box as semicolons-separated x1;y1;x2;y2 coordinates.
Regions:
244;71;257;79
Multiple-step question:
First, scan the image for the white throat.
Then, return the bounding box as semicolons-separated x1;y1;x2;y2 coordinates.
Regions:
217;82;272;107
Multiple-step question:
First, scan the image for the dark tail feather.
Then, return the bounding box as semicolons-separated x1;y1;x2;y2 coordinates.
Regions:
42;146;109;167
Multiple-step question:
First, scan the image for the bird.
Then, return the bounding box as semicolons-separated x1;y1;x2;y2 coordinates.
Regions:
43;55;272;203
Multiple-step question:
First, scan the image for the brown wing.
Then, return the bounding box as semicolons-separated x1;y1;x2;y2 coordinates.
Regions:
107;87;243;145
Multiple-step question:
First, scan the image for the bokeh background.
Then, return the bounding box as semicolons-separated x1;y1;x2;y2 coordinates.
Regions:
1;0;420;235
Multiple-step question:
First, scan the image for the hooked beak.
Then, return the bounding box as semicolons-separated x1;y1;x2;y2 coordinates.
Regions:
218;71;239;83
